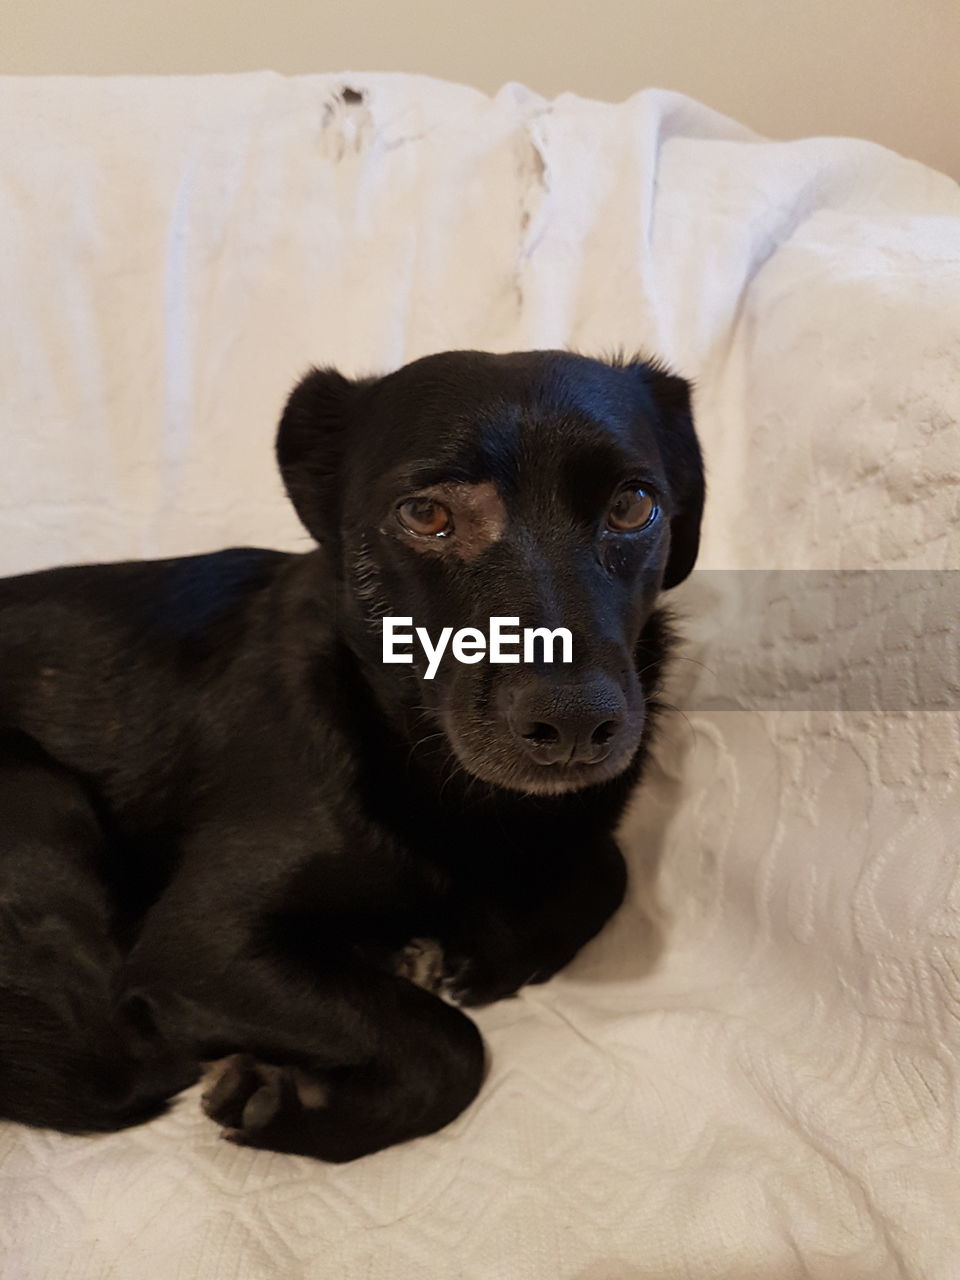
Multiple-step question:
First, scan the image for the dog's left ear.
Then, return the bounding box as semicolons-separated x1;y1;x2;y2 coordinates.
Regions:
275;367;375;543
635;363;705;589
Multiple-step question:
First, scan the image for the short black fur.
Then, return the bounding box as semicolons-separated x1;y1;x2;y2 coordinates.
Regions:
0;349;703;1160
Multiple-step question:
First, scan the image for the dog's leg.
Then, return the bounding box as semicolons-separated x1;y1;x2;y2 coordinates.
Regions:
126;850;486;1162
194;968;484;1160
441;835;628;1007
0;731;198;1132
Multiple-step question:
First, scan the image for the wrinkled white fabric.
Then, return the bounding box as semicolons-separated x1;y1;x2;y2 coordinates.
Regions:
0;72;958;1280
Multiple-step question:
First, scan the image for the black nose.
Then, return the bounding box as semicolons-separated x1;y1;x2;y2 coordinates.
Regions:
504;678;629;767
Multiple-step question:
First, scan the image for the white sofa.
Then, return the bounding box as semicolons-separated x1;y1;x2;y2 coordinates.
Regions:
1;72;958;1280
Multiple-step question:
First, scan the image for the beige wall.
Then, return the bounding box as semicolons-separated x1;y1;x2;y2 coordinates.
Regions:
4;0;958;177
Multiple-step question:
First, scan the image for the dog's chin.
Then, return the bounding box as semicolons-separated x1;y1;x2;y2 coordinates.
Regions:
442;726;640;797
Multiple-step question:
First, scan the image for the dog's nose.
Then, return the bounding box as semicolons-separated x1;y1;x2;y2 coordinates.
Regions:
504;679;628;767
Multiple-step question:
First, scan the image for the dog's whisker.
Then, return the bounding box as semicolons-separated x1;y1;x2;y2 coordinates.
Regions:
653;698;699;753
404;730;448;770
662;653;719;679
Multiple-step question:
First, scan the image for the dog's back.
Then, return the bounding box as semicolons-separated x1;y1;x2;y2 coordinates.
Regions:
0;549;292;816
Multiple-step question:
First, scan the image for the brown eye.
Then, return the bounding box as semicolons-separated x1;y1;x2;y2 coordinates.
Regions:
607;486;658;532
397;497;453;538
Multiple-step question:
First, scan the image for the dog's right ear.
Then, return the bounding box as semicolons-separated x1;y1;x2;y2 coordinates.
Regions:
275;367;374;543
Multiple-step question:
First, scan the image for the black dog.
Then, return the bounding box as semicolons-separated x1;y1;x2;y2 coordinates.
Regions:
0;350;703;1161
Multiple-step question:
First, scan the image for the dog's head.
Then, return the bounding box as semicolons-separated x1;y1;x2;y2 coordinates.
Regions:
277;350;703;795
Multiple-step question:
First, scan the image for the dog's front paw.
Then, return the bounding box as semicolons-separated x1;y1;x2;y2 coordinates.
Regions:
201;1054;328;1140
441;950;554;1008
441;927;589;1006
393;937;447;993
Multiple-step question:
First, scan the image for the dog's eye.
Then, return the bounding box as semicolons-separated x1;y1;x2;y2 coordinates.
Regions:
607;487;658;532
397;497;453;538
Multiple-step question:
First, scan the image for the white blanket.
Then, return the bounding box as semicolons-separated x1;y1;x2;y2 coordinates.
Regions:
1;72;958;1280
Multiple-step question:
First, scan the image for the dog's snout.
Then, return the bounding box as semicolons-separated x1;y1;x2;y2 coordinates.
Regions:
503;679;629;767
